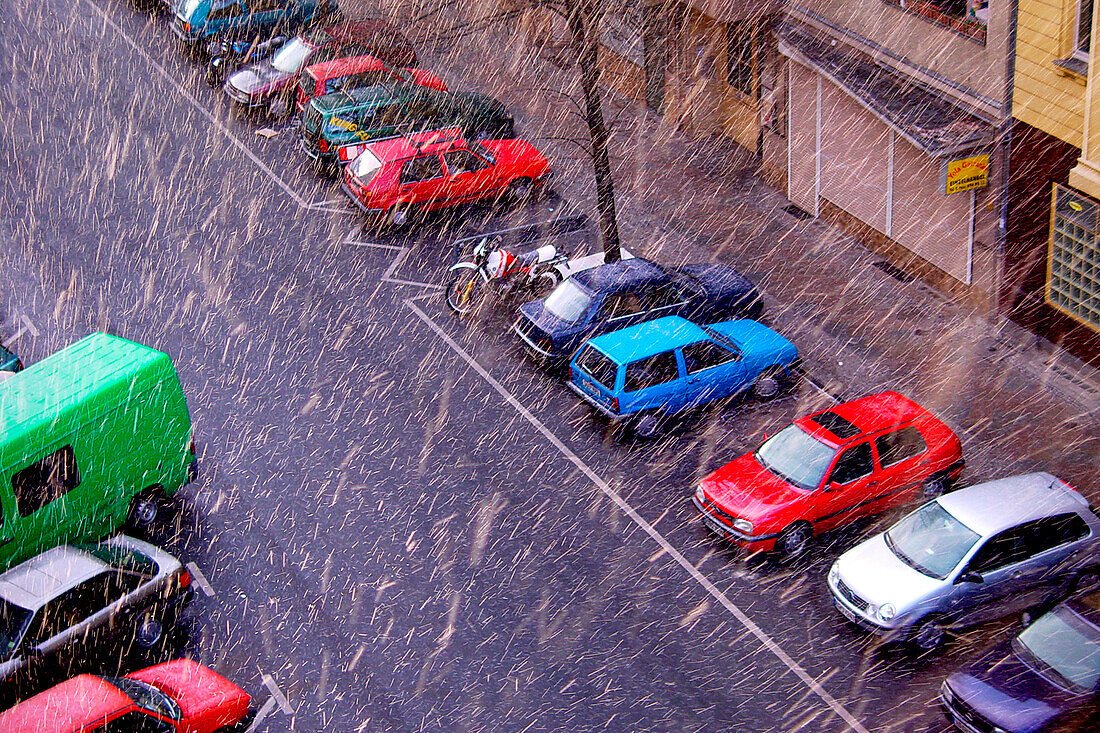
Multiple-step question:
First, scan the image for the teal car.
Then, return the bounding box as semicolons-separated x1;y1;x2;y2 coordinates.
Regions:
0;342;21;374
171;0;328;53
299;81;514;175
569;316;799;438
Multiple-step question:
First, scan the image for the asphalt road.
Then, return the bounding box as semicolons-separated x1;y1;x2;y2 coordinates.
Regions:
0;0;1023;730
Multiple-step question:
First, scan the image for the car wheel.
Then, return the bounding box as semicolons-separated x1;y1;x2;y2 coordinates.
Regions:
921;474;950;498
507;177;535;206
126;487;162;529
752;367;786;400
630;410;665;440
908;615;946;652
133;613;165;649
776;522;812;559
386;204;416;231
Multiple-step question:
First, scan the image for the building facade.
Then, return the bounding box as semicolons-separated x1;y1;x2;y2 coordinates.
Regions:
1008;0;1100;364
757;0;1010;309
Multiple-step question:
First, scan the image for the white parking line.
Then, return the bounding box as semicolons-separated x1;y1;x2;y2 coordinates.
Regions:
405;299;870;733
82;0;347;214
261;673;295;715
185;562;215;597
244;696;277;733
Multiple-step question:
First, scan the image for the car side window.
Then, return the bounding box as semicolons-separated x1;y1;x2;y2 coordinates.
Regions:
624;352;681;392
71;571;145;619
874;426;928;468
645;282;688;310
968;527;1033;574
681;340;739;374
248;0;284;11
400;155;444;185
1024;514;1091;555
12;445;81;518
601;292;644;320
828;443;874;485
95;712;173;733
207;0;242;20
443;150;489;176
26;593;85;646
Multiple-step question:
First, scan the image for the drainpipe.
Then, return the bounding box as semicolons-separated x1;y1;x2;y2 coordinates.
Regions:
994;0;1018;318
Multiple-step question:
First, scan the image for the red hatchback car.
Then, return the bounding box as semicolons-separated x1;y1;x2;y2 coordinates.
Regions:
0;659;250;733
341;127;551;228
296;54;447;112
694;391;964;558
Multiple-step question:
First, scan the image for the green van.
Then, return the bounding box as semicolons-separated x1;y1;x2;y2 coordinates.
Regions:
0;333;196;570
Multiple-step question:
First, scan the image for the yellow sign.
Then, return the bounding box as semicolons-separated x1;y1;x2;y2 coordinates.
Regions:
944;154;989;195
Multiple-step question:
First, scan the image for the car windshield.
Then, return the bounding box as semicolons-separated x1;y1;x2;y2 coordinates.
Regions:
0;599;32;661
884;501;980;580
106;677;182;721
543;279;593;323
754;424;836;491
270;38;314;74
349;150;384;181
1014;605;1100;693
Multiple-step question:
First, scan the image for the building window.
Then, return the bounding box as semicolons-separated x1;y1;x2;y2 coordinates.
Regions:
882;0;987;43
1075;0;1093;59
726;23;753;97
1048;184;1100;333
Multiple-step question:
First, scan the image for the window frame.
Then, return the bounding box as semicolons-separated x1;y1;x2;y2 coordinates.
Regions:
623;351;682;393
827;442;875;486
11;445;82;518
1075;0;1094;61
681;339;739;374
1046;183;1100;334
874;425;929;468
726;21;754;98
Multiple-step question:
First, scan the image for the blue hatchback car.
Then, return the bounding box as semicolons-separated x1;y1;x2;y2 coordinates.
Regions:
568;316;798;437
171;0;326;52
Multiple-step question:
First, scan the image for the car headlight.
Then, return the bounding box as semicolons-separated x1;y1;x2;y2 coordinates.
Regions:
732;518;753;534
828;564;839;586
877;603;896;621
695;485;706;504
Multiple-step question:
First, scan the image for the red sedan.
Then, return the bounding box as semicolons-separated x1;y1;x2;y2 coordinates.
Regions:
693;391;964;558
341;128;551;228
297;54;447;112
0;659;250;733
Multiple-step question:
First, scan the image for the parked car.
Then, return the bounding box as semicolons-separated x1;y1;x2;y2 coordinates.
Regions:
171;0;329;54
341;127;550;229
940;587;1100;733
0;658;250;732
223;20;417;115
827;473;1100;651
694;391;964;558
513;257;764;366
299;81;514;175
0;536;192;685
568;316;798;438
297;53;447;112
0;333;196;571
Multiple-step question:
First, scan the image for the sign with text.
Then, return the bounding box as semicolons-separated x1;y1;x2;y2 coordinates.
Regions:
943;153;989;195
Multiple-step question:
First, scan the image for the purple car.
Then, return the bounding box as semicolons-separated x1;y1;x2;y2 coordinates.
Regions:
940;587;1100;732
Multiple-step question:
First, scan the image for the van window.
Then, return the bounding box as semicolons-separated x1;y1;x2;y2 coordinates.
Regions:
12;445;81;517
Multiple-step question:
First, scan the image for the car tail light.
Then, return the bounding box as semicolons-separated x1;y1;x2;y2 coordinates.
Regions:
179;569;192;589
189;439;196;456
318;138;330;153
611;397;619;412
183;22;191;32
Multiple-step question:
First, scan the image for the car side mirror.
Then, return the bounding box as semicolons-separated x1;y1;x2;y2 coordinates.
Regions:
824;482;842;493
955;570;983;584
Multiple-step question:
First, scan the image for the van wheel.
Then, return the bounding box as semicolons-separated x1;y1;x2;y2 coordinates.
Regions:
133;613;165;649
127;488;163;529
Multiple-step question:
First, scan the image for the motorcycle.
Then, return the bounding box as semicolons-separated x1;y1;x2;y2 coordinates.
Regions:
445;236;569;315
205;35;286;88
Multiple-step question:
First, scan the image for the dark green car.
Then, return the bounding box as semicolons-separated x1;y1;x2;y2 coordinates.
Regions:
299;81;514;175
0;342;21;374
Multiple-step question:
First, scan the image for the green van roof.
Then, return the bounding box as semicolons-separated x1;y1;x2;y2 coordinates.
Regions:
0;333;171;443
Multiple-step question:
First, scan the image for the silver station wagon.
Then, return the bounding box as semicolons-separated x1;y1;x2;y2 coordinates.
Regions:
827;473;1100;651
0;535;192;684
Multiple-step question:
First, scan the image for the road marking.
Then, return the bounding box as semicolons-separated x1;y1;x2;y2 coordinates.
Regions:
185;562;215;597
82;0;349;214
244;696;277;733
405;299;870;733
262;673;295;715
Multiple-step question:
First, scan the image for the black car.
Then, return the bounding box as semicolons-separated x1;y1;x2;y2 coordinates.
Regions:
512;257;763;365
940;586;1100;733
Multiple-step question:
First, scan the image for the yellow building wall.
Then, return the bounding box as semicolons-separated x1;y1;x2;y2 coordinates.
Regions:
1012;0;1086;148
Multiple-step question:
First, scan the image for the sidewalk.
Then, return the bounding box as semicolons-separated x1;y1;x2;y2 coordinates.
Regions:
372;3;1099;496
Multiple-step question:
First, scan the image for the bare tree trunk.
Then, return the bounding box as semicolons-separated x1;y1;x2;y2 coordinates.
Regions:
568;3;621;262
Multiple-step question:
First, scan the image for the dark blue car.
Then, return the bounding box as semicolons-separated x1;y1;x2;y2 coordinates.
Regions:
512;258;763;365
940;587;1100;733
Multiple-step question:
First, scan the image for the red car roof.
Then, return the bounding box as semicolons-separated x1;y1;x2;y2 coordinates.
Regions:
797;390;933;446
0;675;133;733
304;53;387;81
367;128;466;161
